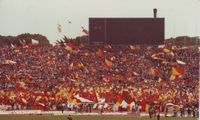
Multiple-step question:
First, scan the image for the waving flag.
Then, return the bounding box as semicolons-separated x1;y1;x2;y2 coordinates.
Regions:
172;67;185;76
11;43;15;48
176;60;186;65
65;42;79;53
170;67;185;81
105;59;113;68
81;26;89;35
65;44;73;51
151;68;160;77
74;94;93;103
163;48;174;56
32;39;39;45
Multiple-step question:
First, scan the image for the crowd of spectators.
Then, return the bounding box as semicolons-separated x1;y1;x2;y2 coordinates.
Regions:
0;42;199;116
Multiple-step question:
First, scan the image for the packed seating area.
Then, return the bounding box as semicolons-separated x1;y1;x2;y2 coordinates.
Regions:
0;42;199;116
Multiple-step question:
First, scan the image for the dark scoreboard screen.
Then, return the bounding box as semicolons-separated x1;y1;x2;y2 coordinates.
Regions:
89;18;164;45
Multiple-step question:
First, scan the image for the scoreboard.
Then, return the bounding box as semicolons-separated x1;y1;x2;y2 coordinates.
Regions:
89;18;164;45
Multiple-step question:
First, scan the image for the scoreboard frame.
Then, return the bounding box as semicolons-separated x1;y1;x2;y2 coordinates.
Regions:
89;18;165;45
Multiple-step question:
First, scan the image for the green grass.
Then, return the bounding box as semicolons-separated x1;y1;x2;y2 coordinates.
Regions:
0;115;198;120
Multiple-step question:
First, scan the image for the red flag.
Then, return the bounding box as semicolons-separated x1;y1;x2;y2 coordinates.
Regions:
65;42;79;53
105;59;112;68
172;67;185;76
65;42;74;51
170;67;185;81
151;68;160;77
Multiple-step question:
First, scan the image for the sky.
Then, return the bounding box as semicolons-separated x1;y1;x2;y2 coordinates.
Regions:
0;0;200;44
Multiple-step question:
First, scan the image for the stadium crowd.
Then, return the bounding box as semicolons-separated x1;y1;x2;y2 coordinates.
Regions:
0;42;199;116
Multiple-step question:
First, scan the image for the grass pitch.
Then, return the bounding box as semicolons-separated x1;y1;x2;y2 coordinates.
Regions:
0;115;198;120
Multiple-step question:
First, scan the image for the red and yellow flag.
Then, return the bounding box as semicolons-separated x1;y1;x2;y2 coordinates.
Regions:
105;59;113;68
151;68;160;77
169;74;180;81
172;67;185;76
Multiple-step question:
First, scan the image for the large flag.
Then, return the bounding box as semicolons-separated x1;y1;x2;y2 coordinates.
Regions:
81;26;89;35
57;24;62;32
170;67;185;81
172;67;185;76
105;59;113;68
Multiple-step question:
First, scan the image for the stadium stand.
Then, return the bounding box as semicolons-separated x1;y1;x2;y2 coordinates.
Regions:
0;41;199;117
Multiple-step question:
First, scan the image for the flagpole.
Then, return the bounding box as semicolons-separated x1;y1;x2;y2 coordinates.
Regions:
195;19;198;47
173;16;176;45
67;20;71;39
69;22;70;39
184;19;187;46
104;18;107;44
57;21;60;44
79;22;83;44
